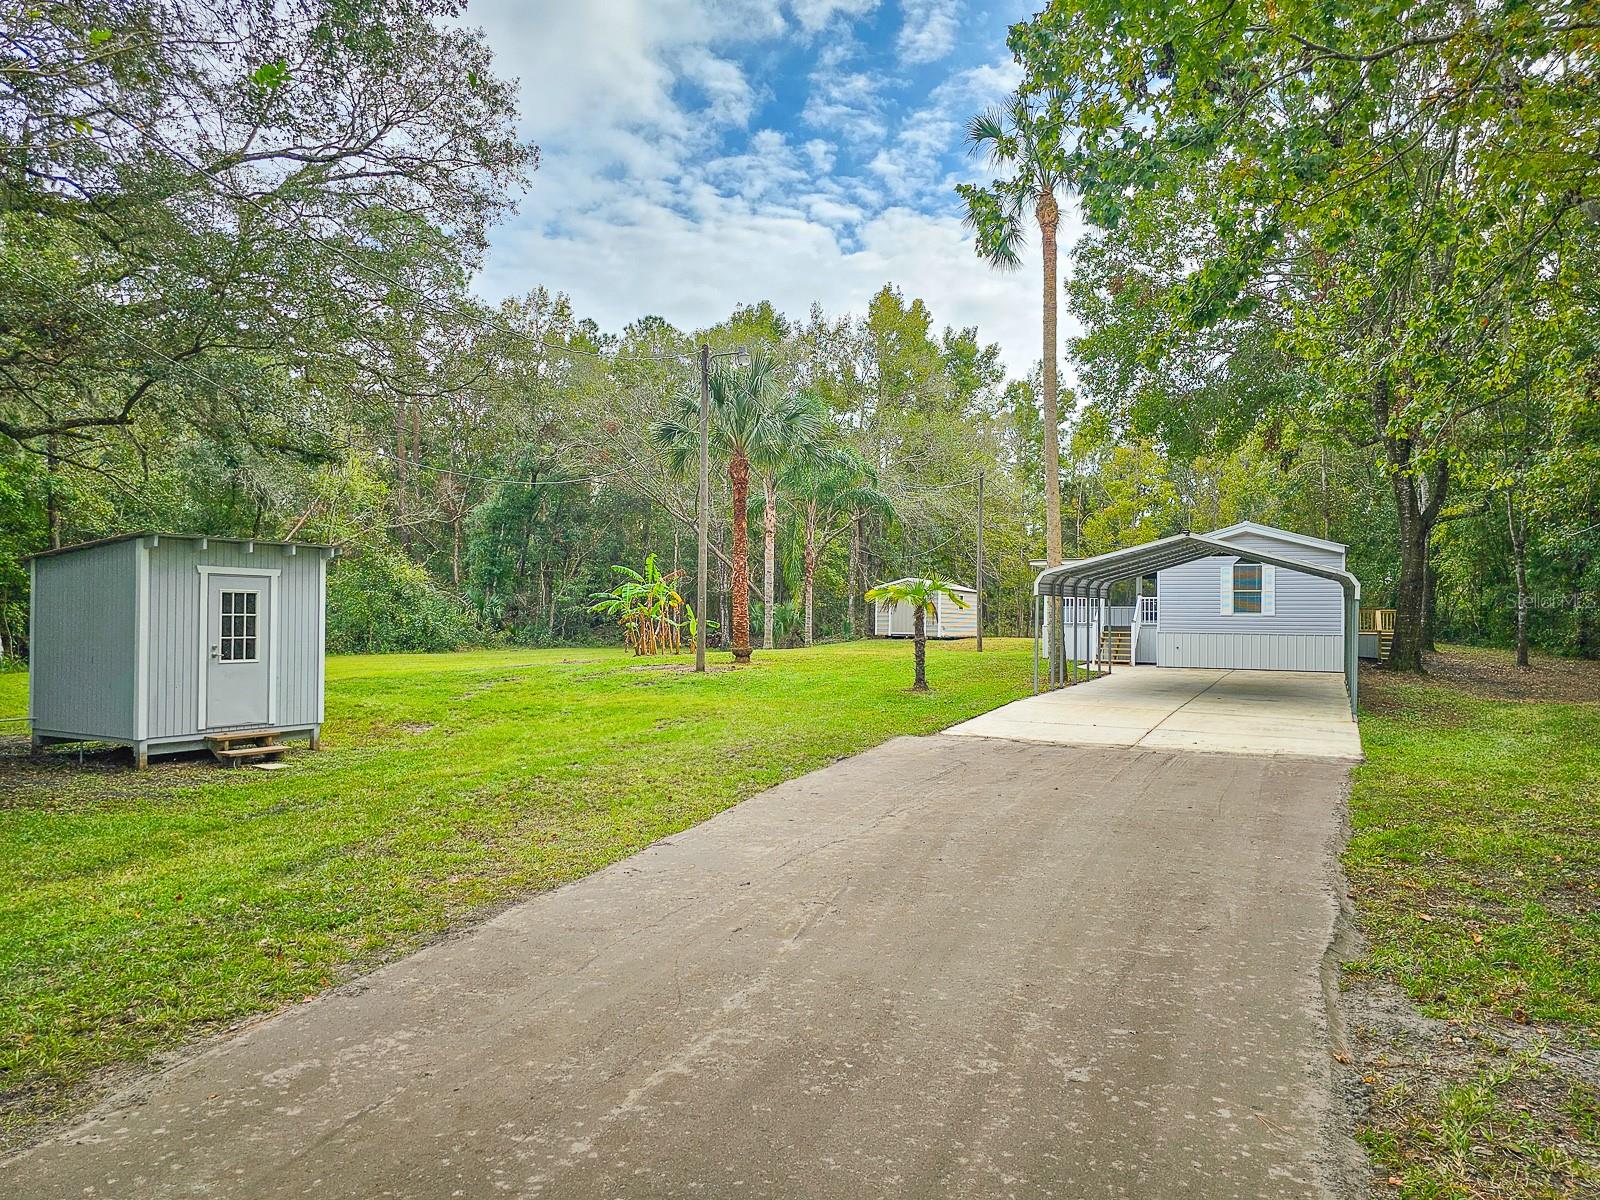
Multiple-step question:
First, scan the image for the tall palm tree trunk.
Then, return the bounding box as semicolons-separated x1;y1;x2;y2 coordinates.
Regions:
1038;193;1066;684
912;606;928;691
1038;192;1064;567
761;477;777;650
729;451;753;663
802;503;819;647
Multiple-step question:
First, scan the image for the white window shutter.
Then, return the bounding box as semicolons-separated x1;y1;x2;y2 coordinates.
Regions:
1262;565;1276;615
1220;562;1234;615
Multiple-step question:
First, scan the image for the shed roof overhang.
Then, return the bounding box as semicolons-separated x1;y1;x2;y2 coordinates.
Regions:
23;532;336;562
1034;533;1361;602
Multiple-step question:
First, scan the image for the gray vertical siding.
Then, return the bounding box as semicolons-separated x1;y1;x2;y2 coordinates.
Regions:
145;540;324;738
1154;528;1347;672
1157;632;1343;671
1134;623;1158;663
31;539;139;740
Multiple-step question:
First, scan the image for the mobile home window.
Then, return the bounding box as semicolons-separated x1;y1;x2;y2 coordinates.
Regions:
220;590;259;661
1232;564;1263;614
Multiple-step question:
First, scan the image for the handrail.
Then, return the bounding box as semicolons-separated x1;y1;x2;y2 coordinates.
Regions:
1359;608;1396;633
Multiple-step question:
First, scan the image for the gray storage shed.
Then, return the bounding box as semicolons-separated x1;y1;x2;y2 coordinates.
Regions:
26;534;332;766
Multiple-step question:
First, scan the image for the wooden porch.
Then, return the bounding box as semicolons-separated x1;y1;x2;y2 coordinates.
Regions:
1359;608;1396;660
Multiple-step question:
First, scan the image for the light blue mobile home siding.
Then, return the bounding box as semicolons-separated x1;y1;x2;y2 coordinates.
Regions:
145;540;324;739
30;539;140;740
1157;530;1346;671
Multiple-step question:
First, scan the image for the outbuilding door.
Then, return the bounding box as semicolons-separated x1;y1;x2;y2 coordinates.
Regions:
203;572;273;729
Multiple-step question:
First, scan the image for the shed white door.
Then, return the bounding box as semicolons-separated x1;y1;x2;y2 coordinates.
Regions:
205;573;272;728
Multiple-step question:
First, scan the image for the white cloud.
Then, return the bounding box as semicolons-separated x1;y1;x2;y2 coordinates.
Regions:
462;1;1068;375
787;0;879;33
897;0;961;65
800;41;888;146
803;138;836;172
480;193;1084;376
868;56;1020;201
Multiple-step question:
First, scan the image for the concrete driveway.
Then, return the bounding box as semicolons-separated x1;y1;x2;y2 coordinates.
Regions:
947;667;1363;761
5;734;1359;1199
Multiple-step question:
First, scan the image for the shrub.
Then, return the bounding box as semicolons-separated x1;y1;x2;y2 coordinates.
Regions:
327;549;478;654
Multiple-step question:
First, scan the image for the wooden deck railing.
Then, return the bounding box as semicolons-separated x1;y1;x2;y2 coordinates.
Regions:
1359;608;1396;659
1359;608;1396;633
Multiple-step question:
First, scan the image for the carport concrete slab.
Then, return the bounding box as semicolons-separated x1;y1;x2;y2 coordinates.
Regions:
947;666;1362;761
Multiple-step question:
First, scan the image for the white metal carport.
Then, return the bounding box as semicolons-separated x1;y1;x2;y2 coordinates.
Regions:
1033;533;1363;717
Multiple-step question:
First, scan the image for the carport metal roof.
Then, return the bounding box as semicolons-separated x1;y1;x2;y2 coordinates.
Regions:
1032;532;1362;717
1034;532;1361;601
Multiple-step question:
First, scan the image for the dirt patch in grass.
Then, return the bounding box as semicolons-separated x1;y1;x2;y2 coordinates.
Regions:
1344;978;1600;1197
624;663;738;674
1415;646;1600;704
0;737;230;811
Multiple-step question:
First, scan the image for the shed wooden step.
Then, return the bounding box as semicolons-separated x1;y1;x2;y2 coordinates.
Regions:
205;729;291;766
206;729;281;749
210;743;286;762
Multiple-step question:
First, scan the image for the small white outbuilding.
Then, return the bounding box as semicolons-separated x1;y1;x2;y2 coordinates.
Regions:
870;579;979;640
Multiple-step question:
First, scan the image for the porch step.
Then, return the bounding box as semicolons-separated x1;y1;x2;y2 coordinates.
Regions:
205;729;286;766
1102;625;1134;665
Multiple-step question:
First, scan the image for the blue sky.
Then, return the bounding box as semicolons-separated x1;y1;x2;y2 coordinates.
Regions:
465;0;1076;374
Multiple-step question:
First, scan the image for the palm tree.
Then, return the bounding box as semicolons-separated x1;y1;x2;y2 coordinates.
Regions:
653;350;821;663
756;391;826;651
783;446;891;646
865;576;968;692
957;92;1069;572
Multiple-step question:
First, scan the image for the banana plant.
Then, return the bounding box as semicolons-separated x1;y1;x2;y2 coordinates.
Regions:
589;555;693;655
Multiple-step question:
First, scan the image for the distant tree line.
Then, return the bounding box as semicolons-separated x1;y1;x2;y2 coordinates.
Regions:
2;0;1595;664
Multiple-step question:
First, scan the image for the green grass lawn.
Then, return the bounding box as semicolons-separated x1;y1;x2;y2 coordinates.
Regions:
0;638;1033;1148
1347;647;1600;1198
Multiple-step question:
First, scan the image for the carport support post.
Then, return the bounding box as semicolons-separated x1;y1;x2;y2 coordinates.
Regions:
1031;594;1040;693
1345;593;1360;718
1047;595;1064;690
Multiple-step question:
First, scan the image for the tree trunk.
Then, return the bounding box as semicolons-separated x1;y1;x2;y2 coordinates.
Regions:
44;434;62;549
1377;379;1447;673
1507;491;1530;669
803;503;818;647
1039;193;1066;686
912;605;928;691
394;403;410;550
761;476;777;650
728;451;753;662
450;488;463;588
847;518;861;637
1421;548;1438;652
1037;192;1064;567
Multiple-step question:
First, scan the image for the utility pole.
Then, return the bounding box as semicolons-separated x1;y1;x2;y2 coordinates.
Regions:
975;469;985;652
695;342;710;674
